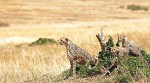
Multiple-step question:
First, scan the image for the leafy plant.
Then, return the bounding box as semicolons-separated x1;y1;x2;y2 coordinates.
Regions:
141;50;150;66
98;35;115;67
142;69;150;77
61;69;71;79
119;56;148;81
76;64;101;77
76;64;89;77
106;35;114;48
115;73;131;83
30;38;57;45
62;64;101;78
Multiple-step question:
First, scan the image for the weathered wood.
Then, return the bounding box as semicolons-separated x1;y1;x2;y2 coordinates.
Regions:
96;28;107;52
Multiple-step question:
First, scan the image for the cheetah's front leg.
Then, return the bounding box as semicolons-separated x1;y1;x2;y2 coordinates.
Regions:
71;60;76;77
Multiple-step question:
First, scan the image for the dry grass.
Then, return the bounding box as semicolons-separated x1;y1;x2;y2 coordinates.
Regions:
0;44;70;82
0;26;150;82
0;0;150;82
0;0;150;24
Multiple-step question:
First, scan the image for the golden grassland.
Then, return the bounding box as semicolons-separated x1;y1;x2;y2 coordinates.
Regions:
0;26;150;82
0;0;150;24
0;0;150;82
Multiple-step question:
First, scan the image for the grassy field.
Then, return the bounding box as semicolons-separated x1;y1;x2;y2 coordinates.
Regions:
0;0;150;82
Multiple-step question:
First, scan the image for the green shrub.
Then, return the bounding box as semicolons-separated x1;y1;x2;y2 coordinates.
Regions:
76;64;89;77
141;50;150;66
119;56;149;81
76;64;101;78
124;57;142;75
142;69;150;77
115;73;131;83
61;64;101;78
127;4;148;11
30;38;57;45
141;50;150;78
98;35;115;67
61;69;71;79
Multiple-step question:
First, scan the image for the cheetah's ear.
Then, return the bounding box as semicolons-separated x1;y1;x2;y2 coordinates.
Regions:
65;38;69;42
123;35;126;38
117;34;120;38
120;33;126;38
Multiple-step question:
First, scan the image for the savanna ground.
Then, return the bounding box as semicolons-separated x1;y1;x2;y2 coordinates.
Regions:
0;0;150;82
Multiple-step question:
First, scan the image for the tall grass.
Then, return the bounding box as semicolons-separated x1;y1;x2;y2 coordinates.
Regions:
0;26;150;82
0;0;150;82
0;44;70;82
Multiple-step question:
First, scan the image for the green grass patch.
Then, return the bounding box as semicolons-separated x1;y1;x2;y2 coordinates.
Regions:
115;73;131;83
127;4;148;11
30;38;57;45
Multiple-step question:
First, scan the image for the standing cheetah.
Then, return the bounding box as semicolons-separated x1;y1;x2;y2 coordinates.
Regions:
58;37;98;77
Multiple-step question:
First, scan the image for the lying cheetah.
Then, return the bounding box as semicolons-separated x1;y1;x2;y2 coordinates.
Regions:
111;47;129;57
118;34;149;68
58;37;98;77
118;34;142;56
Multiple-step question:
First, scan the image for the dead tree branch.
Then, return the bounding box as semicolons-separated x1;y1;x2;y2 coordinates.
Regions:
96;28;107;52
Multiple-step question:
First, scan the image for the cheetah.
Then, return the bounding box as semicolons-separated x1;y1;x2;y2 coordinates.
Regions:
118;34;142;56
111;47;129;57
58;37;98;77
117;34;149;68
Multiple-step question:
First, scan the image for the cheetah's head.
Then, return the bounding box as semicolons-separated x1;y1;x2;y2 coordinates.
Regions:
57;37;70;46
118;34;126;42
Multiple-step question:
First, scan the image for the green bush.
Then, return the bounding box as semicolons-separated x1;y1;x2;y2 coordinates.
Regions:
61;69;71;79
98;35;115;67
127;4;148;11
115;73;131;83
61;64;101;78
76;64;101;77
141;50;150;78
125;57;141;74
119;56;149;81
30;38;57;45
142;69;150;77
76;64;89;77
141;50;150;66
